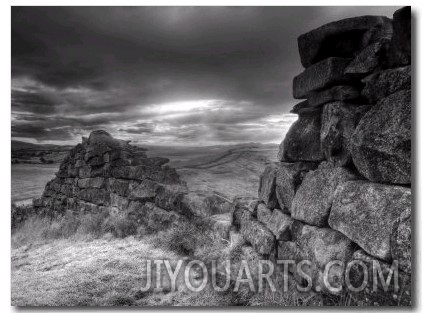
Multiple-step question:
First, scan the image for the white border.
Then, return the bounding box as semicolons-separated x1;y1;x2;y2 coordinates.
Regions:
2;2;422;313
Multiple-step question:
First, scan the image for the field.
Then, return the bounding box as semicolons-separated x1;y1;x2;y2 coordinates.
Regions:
11;164;58;203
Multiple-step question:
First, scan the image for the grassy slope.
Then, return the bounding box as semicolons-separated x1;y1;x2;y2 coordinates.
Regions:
12;237;227;306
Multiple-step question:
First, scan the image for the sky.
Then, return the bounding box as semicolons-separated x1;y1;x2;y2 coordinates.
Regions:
11;6;399;146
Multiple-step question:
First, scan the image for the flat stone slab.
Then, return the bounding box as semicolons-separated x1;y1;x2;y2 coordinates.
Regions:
293;57;353;99
307;85;360;107
298;15;392;68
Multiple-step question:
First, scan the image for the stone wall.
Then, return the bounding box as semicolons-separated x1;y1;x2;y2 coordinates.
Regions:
232;7;411;306
33;130;232;233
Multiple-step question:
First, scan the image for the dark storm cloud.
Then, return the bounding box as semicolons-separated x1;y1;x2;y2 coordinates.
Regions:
11;6;399;144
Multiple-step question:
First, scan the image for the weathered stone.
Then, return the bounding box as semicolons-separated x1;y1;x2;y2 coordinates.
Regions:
87;156;105;167
60;184;74;197
110;166;131;179
291;162;359;226
292;224;355;294
361;65;411;103
257;203;272;224
258;164;279;208
106;178;129;196
329;181;411;261
293;57;354;99
128;179;158;201
298;15;392;68
74;159;85;168
321;102;371;166
84;144;111;162
391;207;411;274
345;39;391;75
347;250;411;306
275;162;318;212
277;241;298;260
129;165;181;184
79;200;100;213
266;209;293;241
77;177;105;189
87;130;119;147
308;85;360;107
278;113;324;162
110;193;129;210
239;215;276;257
387;6;411;67
67;165;78;178
78;166;92;178
351;90;411;184
77;188;110;206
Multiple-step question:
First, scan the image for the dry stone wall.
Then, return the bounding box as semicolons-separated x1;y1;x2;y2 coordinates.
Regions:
33;130;232;234
232;7;411;306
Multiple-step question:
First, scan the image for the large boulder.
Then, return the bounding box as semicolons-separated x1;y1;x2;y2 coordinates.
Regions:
391;207;411;274
320;102;371;166
87;130;121;147
387;6;411;67
279;224;355;295
293;57;353;99
307;85;360;107
361;65;411;103
351;89;411;184
291;162;358;227
329;181;411;261
347;250;411;306
275;162;318;212
278;113;324;162
298;15;392;68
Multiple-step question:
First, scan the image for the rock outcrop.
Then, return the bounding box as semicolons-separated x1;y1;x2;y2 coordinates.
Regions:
231;7;411;306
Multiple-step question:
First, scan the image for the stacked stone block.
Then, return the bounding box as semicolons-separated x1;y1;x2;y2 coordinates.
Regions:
232;7;411;305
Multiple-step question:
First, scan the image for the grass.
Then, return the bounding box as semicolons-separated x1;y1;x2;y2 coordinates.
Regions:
11;207;337;306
